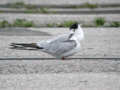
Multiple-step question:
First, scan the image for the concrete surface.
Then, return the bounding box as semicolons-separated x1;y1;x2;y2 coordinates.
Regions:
0;28;50;36
0;0;120;89
0;27;120;58
0;27;120;74
1;7;120;14
0;0;120;5
0;27;120;90
0;59;120;74
0;73;120;90
0;13;120;25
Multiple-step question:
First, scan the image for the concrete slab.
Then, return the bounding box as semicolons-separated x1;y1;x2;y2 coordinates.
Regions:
0;27;120;58
0;0;120;5
0;28;50;36
0;73;119;90
0;59;120;74
0;7;120;14
0;13;119;25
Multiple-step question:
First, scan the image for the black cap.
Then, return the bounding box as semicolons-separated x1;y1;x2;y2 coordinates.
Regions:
69;23;78;30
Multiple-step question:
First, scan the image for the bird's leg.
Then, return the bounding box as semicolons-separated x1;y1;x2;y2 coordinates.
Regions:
61;57;65;60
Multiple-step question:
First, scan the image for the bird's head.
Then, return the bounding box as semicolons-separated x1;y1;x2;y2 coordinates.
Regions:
69;23;78;32
69;23;84;41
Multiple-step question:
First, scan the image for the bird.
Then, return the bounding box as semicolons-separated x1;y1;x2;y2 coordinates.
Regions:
10;23;84;60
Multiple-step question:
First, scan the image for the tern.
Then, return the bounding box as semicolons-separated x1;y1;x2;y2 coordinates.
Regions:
10;23;84;60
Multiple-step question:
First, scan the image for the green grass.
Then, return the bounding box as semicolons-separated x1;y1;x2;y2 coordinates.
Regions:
0;20;11;28
72;3;98;9
7;2;25;8
81;3;98;9
110;21;120;27
6;2;38;9
6;2;49;13
39;8;48;13
0;19;120;28
94;17;105;27
13;19;34;27
25;5;37;9
0;19;34;28
0;10;3;13
57;21;77;27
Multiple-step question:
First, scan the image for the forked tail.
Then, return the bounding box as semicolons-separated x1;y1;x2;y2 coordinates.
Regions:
10;43;43;50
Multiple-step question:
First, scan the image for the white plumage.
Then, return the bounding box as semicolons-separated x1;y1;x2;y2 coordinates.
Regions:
10;23;84;59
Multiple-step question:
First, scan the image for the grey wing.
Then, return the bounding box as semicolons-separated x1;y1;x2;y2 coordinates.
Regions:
36;34;70;48
43;40;77;56
47;34;70;43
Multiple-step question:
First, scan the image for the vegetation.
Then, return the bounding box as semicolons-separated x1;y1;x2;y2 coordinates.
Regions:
46;23;56;27
6;2;37;9
0;19;34;28
7;2;25;8
0;19;120;28
5;2;120;10
0;10;3;13
6;2;49;13
0;20;11;28
79;3;98;9
39;8;48;13
6;2;98;9
25;4;37;9
13;19;34;27
72;3;98;9
94;17;105;27
58;21;77;27
110;21;120;27
3;2;98;14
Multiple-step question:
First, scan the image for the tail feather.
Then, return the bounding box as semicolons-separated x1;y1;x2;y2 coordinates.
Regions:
10;43;43;50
